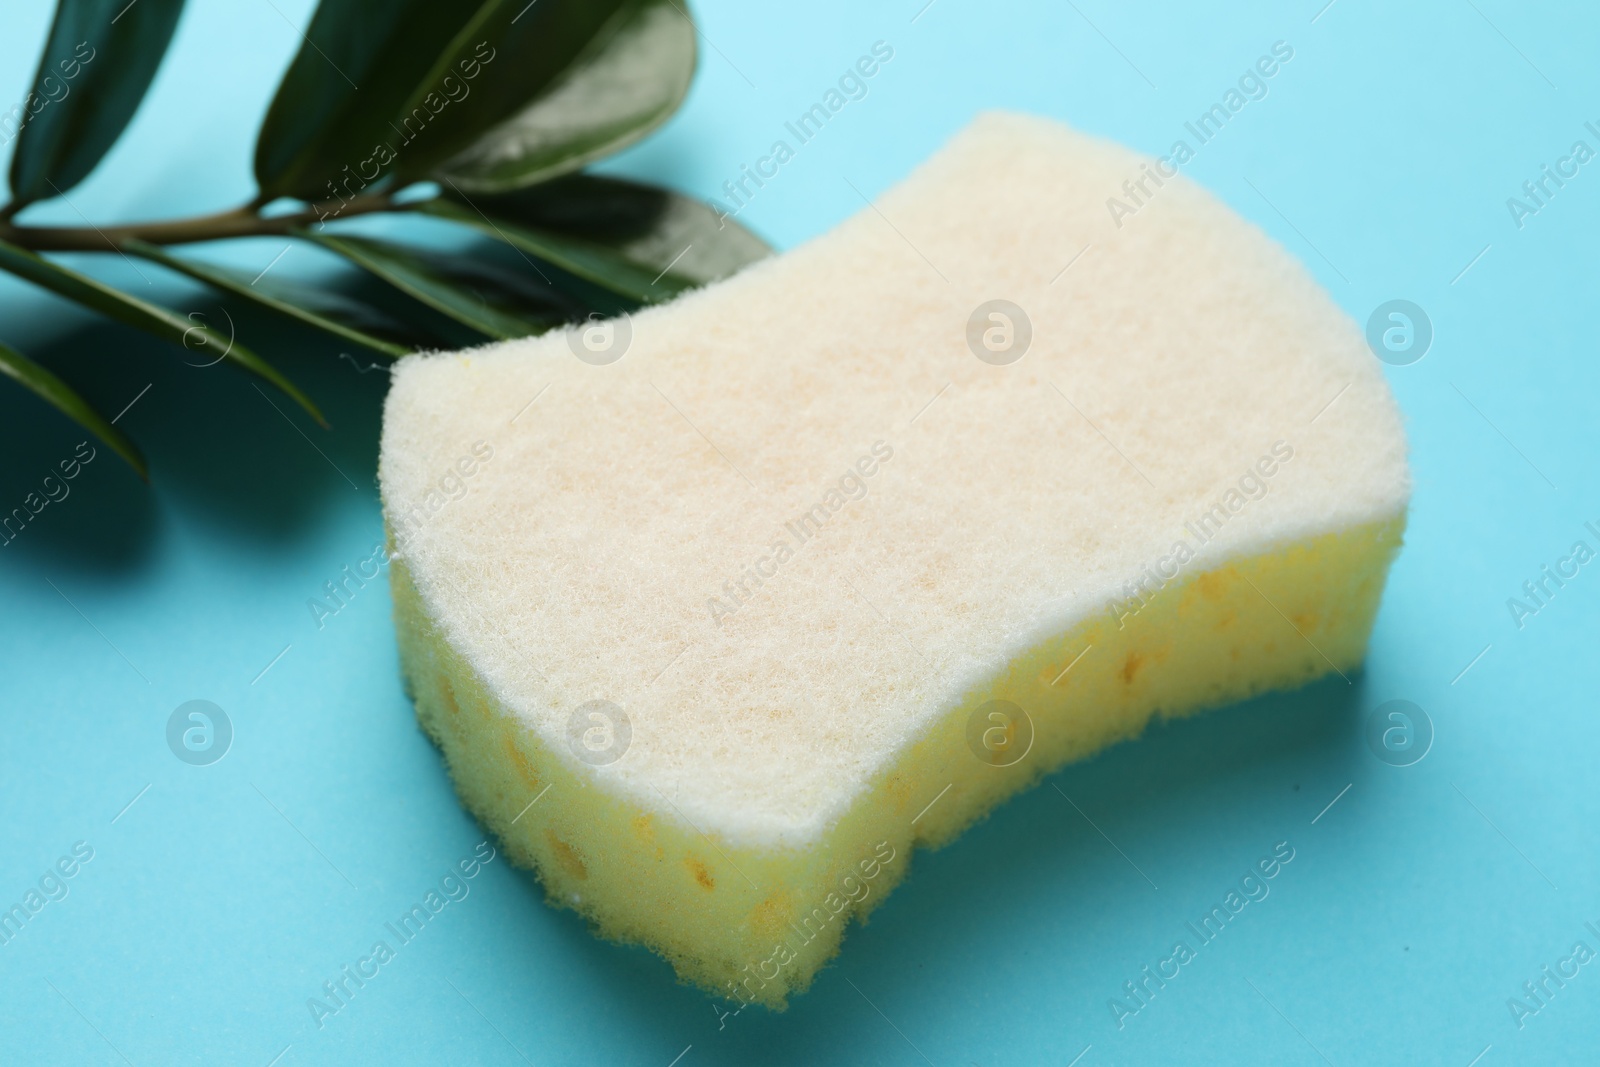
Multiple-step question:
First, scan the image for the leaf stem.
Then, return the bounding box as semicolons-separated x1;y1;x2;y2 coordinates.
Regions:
0;192;410;252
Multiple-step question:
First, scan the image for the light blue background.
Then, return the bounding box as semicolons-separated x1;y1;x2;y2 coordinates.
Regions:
2;1;1596;1064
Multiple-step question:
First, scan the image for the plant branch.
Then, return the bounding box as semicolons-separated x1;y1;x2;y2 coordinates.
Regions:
0;192;413;252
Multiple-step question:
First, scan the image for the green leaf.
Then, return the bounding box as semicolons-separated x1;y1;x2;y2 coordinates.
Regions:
253;0;481;201
7;0;187;208
249;274;452;351
296;230;576;340
423;174;771;302
253;0;652;203
428;0;695;194
123;238;413;358
419;198;665;303
0;339;145;478
0;238;325;426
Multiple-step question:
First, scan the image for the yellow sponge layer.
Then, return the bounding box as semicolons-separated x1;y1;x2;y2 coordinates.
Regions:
391;514;1403;1008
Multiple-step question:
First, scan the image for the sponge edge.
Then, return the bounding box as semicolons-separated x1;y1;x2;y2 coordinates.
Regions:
389;517;1403;1007
379;111;1410;1007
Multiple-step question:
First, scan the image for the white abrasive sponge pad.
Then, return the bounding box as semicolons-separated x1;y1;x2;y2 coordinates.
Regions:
379;111;1409;1006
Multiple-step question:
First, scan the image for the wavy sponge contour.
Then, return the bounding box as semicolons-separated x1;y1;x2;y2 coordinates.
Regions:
379;111;1410;1008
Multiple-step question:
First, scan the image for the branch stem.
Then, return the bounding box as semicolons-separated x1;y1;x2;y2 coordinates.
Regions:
0;192;410;252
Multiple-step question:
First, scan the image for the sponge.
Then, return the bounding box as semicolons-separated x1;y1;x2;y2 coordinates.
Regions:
379;111;1409;1008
